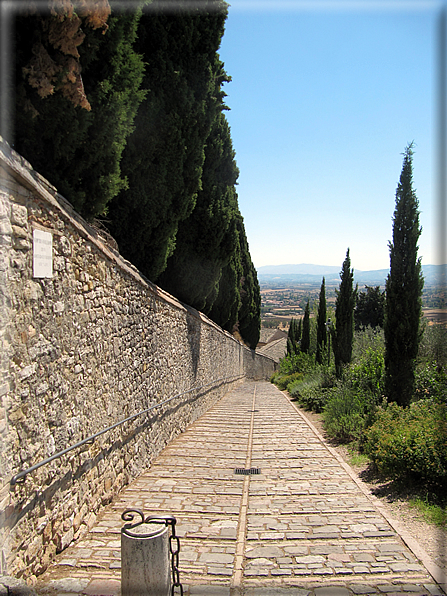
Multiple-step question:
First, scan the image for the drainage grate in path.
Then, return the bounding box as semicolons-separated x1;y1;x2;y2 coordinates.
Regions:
234;467;260;475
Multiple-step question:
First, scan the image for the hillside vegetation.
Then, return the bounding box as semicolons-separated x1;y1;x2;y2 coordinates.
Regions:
272;145;446;517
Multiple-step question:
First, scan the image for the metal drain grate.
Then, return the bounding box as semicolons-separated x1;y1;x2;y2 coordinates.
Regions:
234;468;260;475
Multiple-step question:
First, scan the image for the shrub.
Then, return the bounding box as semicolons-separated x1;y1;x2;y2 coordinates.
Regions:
414;362;447;403
418;323;447;366
364;401;447;482
275;372;304;391
270;371;281;385
289;370;335;412
279;352;315;375
296;386;334;413
349;346;385;400
323;386;374;442
352;327;384;361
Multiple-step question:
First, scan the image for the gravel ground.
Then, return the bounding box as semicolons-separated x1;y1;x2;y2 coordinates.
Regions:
298;405;447;574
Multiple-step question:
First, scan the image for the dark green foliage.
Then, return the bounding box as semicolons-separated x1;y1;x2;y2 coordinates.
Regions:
12;7;145;218
11;1;261;343
287;318;300;356
355;286;385;331
315;277;327;364
385;143;424;406
237;219;261;349
208;246;242;333
274;372;304;392
157;111;239;312
301;301;310;353
207;212;261;349
364;401;447;482
333;249;357;378
107;3;229;280
277;351;316;376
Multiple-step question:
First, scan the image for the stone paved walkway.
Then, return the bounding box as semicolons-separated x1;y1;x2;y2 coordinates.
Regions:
35;381;446;595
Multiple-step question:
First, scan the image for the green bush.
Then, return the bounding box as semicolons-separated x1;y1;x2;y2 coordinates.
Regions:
275;372;304;391
270;371;281;385
415;362;447;403
289;370;335;412
296;386;334;413
279;352;315;375
364;401;447;482
418;323;447;366
349;346;384;398
323;386;377;443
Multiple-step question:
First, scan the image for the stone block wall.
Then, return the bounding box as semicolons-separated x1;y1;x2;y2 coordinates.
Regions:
0;138;276;579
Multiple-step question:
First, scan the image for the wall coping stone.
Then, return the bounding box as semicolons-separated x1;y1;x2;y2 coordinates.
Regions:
0;135;275;367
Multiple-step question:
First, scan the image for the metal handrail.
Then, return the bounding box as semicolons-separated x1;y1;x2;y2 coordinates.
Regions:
10;374;245;486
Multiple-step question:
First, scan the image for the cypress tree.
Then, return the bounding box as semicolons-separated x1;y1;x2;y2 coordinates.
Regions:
208;241;242;333
315;277;327;364
333;249;357;378
157;111;239;312
208;211;260;349
237;217;261;349
355;285;385;331
384;143;424;406
301;301;310;354
287;318;299;355
12;6;145;218
107;2;229;280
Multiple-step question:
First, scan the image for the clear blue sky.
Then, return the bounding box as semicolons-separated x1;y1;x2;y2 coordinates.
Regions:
218;0;445;271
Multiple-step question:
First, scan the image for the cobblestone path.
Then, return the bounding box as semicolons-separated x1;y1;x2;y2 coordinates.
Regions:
36;381;446;596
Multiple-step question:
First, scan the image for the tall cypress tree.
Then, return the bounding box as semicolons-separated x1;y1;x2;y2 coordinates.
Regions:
385;143;424;406
333;249;357;378
287;318;299;355
208;239;242;333
107;2;229;280
301;301;310;354
237;217;261;349
315;277;327;364
207;210;261;349
157;111;239;313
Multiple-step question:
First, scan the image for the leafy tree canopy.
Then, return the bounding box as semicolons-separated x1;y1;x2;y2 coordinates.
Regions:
355;285;385;331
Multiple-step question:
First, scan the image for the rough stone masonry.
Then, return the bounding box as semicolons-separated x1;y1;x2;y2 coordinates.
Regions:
0;137;276;581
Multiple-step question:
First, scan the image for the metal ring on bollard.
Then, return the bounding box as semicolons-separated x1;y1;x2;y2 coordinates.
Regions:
121;509;183;596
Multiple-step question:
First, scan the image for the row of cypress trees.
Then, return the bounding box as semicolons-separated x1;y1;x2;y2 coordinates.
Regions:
8;0;261;348
333;144;425;408
290;143;424;407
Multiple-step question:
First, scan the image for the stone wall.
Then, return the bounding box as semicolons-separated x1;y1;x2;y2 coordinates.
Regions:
0;138;276;580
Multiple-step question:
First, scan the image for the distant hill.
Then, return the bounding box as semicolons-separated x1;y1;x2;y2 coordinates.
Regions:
257;264;340;276
257;264;446;288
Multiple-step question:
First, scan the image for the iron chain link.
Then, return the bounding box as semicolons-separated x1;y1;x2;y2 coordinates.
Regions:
167;519;183;595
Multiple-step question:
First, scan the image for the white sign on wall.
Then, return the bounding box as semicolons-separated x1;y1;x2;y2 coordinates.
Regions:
33;229;53;278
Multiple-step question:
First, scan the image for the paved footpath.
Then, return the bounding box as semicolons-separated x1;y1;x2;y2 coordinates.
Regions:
36;381;446;596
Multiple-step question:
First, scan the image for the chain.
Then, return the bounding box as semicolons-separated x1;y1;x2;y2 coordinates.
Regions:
166;517;183;595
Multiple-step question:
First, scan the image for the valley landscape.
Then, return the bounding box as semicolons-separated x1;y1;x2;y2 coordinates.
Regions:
258;263;447;328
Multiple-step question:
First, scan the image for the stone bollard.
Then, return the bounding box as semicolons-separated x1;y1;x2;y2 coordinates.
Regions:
121;509;173;596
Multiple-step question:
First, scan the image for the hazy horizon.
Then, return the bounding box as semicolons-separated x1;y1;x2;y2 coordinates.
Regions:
219;1;445;271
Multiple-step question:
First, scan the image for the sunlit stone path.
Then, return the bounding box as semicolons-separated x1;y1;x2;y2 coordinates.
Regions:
35;381;446;595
